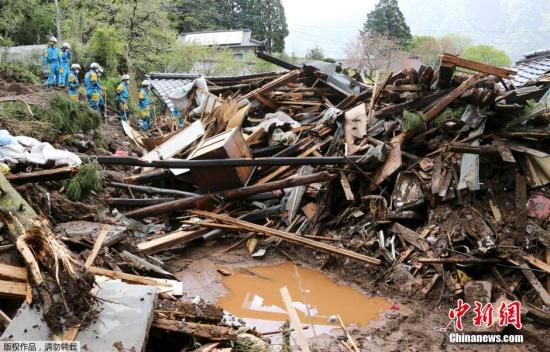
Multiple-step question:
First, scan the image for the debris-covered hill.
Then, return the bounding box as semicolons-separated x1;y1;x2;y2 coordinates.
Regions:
0;52;548;351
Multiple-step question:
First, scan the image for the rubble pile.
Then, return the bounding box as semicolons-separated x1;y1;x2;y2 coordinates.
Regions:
0;51;549;349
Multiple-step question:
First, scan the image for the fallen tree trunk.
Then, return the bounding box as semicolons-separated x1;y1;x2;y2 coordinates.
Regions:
0;173;96;335
125;171;334;219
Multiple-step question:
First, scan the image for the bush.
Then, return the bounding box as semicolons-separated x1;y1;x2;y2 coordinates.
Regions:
36;93;102;134
86;27;125;75
64;161;103;201
0;61;40;84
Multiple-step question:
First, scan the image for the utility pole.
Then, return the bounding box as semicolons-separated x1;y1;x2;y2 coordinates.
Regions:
54;0;61;41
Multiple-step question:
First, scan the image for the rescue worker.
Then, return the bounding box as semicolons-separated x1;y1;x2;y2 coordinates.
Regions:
116;74;130;121
59;42;72;87
67;64;81;102
138;80;151;131
42;37;60;88
84;62;101;110
97;66;106;113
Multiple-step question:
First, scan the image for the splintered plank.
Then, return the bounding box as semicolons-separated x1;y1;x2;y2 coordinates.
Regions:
241;70;301;101
280;286;311;352
440;53;516;78
0;279;26;298
6;166;77;184
343;103;367;155
137;229;208;254
191;210;382;266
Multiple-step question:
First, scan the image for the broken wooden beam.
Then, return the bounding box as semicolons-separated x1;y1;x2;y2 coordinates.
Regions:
6;166;77;184
153;319;238;341
191;210;382;266
440;53;516;79
125;171;334;219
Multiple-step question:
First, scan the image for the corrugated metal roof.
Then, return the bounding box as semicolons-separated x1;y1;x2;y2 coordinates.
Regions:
513;49;550;87
178;29;261;48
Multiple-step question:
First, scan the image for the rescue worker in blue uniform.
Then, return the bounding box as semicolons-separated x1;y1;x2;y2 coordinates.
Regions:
42;37;60;88
116;74;130;120
59;42;72;87
67;64;81;102
84;62;101;110
138;80;151;131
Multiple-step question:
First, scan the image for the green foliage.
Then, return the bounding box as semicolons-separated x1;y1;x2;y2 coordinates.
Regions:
305;47;324;61
362;0;411;44
464;44;512;67
38;93;101;134
402;110;423;130
65;162;103;201
0;62;40;84
85;27;124;75
0;0;55;45
164;44;276;76
522;99;537;116
433;106;465;126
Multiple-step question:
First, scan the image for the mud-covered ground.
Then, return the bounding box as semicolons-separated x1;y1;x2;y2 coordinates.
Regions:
168;239;548;351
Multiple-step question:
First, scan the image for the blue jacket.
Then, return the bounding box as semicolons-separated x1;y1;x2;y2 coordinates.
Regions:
42;46;60;66
116;82;129;102
68;71;79;90
84;70;98;91
61;50;71;66
138;88;149;109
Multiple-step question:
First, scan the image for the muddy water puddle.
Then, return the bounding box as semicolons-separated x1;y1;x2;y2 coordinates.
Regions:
218;262;392;337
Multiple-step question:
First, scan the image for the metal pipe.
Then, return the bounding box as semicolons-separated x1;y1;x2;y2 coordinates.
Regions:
86;155;366;168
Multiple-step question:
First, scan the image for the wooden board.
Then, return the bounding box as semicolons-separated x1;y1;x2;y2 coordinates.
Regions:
343;104;367;155
0;279;26;298
441;53;516;78
280;286;311;352
137;229;208;254
192;210;381;266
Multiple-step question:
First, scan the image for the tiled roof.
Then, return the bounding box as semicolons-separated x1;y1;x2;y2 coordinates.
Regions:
513;49;550;87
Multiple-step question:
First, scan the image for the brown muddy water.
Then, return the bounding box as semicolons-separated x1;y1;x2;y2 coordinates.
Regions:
218;262;392;337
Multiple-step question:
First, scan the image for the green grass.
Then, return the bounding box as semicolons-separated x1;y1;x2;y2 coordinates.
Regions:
64;162;103;201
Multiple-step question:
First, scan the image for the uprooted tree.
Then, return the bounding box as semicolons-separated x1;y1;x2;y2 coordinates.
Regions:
0;173;96;335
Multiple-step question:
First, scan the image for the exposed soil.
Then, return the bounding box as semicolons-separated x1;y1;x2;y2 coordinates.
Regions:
167;239;548;351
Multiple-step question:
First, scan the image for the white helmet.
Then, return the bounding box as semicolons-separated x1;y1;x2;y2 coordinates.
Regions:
71;64;81;70
62;42;70;49
48;36;57;43
90;62;99;69
122;74;130;81
141;80;150;87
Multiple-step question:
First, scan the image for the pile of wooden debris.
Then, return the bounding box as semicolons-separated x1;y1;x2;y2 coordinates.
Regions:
0;51;548;350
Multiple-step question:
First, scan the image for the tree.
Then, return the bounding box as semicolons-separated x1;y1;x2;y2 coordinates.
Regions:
0;1;55;45
362;0;411;44
345;32;401;77
86;27;124;74
407;35;440;67
234;0;288;52
305;47;324;61
91;0;177;73
407;34;473;67
464;44;512;67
